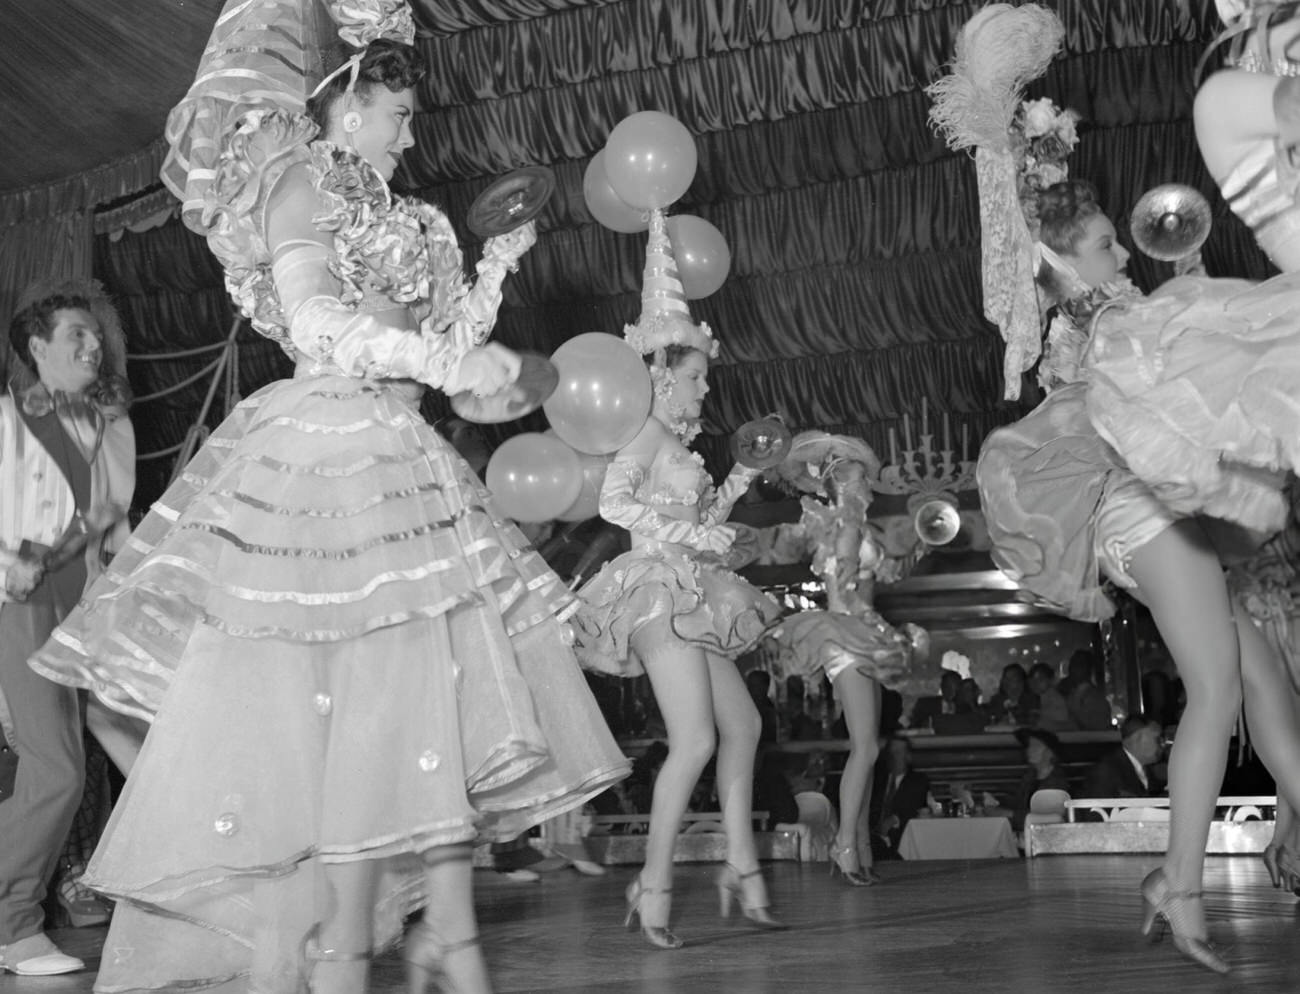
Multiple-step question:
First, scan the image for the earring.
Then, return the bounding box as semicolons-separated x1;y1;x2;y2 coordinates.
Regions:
342;111;362;134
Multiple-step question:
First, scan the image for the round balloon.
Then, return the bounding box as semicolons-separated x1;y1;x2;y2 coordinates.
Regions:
544;333;652;455
545;430;613;521
666;214;731;299
603;110;698;211
485;432;583;523
583;150;649;233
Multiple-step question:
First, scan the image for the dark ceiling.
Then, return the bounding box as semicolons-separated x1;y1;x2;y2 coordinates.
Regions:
1;1;1272;509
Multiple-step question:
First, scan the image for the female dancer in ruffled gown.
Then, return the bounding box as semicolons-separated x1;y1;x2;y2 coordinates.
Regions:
977;171;1300;972
28;6;628;992
765;432;925;885
574;212;785;947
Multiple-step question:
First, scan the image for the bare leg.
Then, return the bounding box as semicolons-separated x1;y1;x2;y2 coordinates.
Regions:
632;632;715;929
407;844;491;994
831;668;880;874
1126;521;1241;950
705;651;762;875
312;860;375;993
1234;602;1300;811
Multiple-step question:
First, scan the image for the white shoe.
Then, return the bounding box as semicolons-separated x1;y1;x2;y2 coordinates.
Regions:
571;859;605;876
0;933;85;975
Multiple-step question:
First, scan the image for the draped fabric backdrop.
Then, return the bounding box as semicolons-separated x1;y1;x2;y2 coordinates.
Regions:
84;0;1271;508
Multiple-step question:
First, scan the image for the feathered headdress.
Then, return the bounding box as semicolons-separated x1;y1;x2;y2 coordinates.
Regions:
926;3;1066;400
623;209;719;364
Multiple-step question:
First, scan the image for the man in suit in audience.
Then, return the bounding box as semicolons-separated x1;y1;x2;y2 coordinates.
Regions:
870;736;931;859
909;669;961;731
1082;713;1166;801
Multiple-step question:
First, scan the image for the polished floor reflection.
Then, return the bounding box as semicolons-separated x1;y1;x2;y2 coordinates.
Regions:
27;855;1300;992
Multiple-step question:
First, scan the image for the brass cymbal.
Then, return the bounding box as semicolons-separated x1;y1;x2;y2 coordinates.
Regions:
449;352;559;424
1130;183;1212;262
466;166;556;238
732;416;793;470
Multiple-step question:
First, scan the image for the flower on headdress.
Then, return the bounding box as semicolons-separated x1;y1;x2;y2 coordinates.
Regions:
1009;96;1081;239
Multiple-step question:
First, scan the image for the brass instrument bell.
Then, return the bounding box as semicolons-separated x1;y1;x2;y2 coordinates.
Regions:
913;498;961;546
1130;183;1212;262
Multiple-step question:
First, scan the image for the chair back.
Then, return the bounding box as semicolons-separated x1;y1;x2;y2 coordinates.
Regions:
794;791;834;828
1029;788;1071;816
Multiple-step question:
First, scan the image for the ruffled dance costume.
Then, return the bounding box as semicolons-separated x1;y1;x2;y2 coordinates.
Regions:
1001;141;1300;606
29;111;628;991
977;292;1190;623
574;452;781;672
769;496;915;685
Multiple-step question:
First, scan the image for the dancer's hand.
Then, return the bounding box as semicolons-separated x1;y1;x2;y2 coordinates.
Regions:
447;343;522;398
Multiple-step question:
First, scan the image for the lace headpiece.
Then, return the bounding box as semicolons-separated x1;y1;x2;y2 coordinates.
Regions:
927;3;1066;400
623;209;720;364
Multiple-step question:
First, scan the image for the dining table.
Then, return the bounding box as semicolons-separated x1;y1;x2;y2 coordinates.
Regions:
897;813;1020;861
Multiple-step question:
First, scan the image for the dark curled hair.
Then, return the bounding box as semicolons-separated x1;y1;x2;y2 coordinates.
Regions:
306;39;427;130
1035;179;1105;257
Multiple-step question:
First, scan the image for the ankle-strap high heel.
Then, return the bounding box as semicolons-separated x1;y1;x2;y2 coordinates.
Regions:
302;924;372;994
1139;869;1229;975
404;921;490;994
624;877;683;950
717;863;787;930
829;843;879;887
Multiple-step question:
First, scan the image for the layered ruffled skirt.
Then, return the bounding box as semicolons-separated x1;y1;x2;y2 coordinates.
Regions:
976;382;1181;623
770;609;913;684
1085;273;1295;535
572;545;781;673
29;372;629;992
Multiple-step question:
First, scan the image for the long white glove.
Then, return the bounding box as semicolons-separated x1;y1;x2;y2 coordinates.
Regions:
599;457;735;555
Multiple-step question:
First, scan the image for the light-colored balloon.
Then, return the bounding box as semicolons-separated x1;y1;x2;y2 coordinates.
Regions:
583;150;649;233
486;432;583;523
603;110;698;210
666;214;731;299
544;333;653;455
545;430;613;521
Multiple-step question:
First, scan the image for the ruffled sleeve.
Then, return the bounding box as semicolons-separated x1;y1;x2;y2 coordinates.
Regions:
201;110;319;348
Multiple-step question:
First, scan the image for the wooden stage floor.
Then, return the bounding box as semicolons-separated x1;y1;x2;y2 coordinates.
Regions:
19;855;1300;993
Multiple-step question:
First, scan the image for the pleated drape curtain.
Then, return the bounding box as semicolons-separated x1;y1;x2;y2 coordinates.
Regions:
82;0;1268;501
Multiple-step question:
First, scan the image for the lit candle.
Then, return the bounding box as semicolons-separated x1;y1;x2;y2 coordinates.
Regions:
902;413;913;452
888;427;898;466
961;423;969;461
921;397;929;438
943;412;951;453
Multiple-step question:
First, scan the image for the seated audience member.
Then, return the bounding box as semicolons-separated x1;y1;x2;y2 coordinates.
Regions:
1007;728;1071;832
870;736;931;859
745;668;780;745
1062;650;1112;730
910;669;962;730
623;741;668;814
932;678;988;735
783;675;823;741
1027;662;1075;730
986;663;1039;727
754;750;801;830
1082;713;1165;801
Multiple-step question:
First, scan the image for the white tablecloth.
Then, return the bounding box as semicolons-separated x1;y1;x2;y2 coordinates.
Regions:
897;816;1019;860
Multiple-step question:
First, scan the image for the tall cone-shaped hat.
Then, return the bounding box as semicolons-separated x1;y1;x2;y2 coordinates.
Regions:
624;209;718;360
